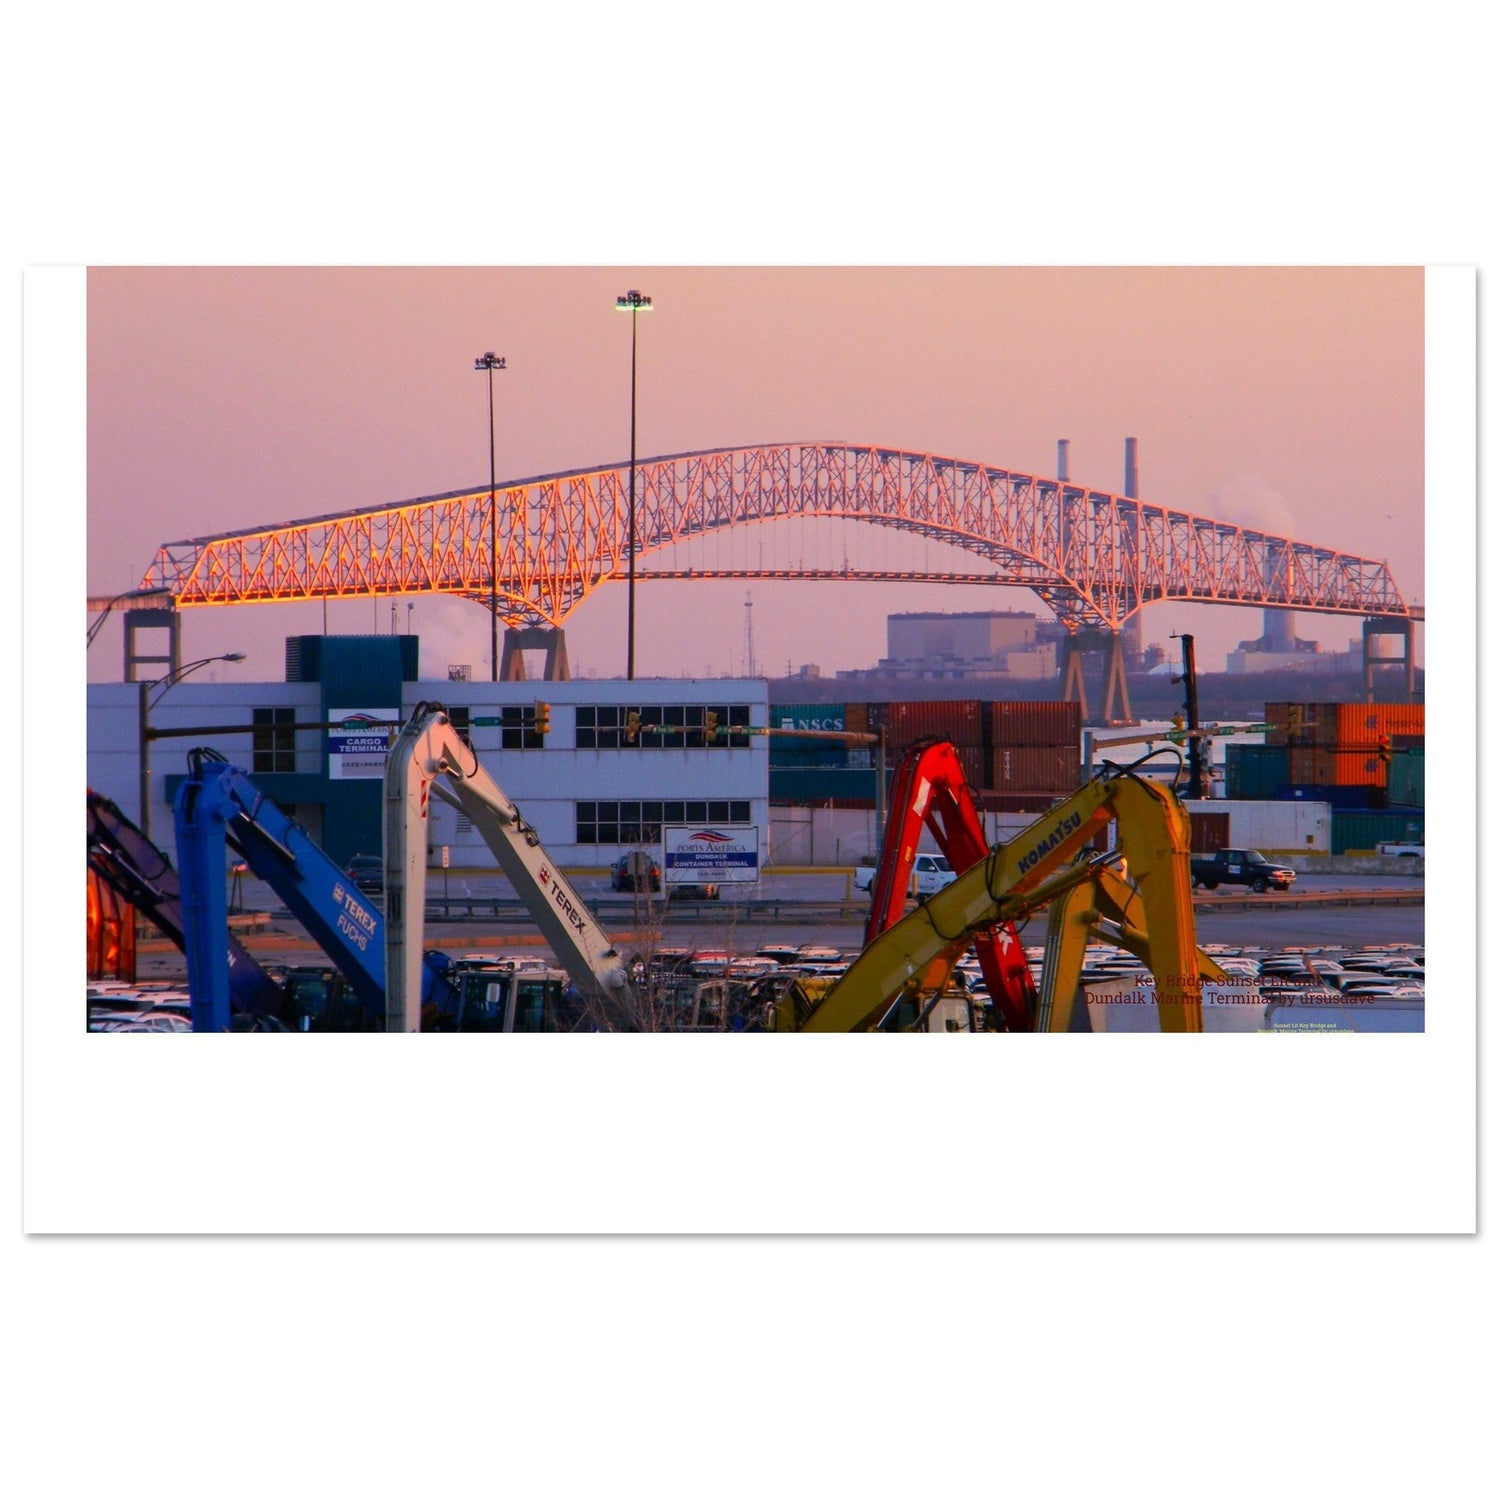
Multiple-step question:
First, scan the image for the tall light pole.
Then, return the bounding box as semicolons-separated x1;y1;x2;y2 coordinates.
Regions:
615;289;652;679
137;652;246;844
474;352;507;681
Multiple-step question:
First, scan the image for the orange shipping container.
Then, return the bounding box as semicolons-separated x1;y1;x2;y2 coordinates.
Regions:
1331;702;1424;746
1287;745;1388;787
1267;701;1423;748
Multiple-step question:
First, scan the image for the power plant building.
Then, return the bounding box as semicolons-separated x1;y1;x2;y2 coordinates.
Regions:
870;610;1058;680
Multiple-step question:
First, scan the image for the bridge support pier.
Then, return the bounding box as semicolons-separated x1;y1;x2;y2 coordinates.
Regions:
1362;617;1415;702
1059;629;1134;726
498;626;571;682
123;606;181;683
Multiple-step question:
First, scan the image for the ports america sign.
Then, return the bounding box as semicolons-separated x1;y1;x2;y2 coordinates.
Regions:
663;825;761;884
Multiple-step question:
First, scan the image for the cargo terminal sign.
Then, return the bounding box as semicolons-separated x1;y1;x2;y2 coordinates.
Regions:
328;709;395;780
663;825;761;884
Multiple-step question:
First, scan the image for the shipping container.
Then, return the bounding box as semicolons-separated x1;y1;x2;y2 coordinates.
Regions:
1276;783;1381;810
987;743;1080;793
987;700;1081;748
1182;799;1332;853
945;744;988;789
1265;700;1424;748
1331;702;1424;746
1187;810;1230;854
1286;746;1387;787
771;703;848;734
1331;810;1426;856
769;766;877;806
876;699;986;748
843;702;870;736
1387;748;1424;808
768;741;849;769
974;789;1060;816
1224;744;1290;800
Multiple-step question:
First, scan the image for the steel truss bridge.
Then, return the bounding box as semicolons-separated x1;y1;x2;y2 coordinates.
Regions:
137;441;1413;630
127;442;1418;716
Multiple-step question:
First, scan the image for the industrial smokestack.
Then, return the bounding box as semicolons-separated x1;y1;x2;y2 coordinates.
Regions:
1124;437;1138;499
1057;439;1070;483
1263;608;1296;652
1262;540;1296;651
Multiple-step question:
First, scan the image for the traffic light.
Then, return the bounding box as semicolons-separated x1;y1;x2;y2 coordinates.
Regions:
625;710;640;744
1377;734;1392;765
534;701;551;735
704;711;719;742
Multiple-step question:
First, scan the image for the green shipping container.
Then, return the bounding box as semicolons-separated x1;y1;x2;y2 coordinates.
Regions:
1225;745;1289;800
1330;810;1425;855
769;766;877;805
1387;748;1424;808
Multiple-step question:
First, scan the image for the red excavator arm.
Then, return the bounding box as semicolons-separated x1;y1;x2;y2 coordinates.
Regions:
864;739;1038;1030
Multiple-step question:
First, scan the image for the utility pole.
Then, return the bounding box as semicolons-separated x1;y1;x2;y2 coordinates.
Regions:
474;351;506;681
1179;633;1206;799
615;289;652;680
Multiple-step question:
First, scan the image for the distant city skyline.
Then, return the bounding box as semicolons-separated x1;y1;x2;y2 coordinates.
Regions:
86;266;1424;684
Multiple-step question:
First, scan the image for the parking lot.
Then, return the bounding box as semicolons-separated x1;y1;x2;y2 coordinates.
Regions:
130;864;1424;981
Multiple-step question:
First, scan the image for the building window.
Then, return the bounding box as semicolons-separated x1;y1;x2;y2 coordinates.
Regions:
447;705;472;749
576;799;753;845
499;705;543;750
575;703;752;750
252;707;296;774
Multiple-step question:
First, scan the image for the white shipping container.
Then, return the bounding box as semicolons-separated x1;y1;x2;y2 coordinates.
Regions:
1182;799;1331;854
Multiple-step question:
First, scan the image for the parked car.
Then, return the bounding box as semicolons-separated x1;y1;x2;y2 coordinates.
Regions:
344;854;384;894
611;852;661;892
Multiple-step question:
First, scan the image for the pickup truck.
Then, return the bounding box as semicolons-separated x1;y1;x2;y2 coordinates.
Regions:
1189;848;1295;893
1375;841;1424;859
853;852;958;897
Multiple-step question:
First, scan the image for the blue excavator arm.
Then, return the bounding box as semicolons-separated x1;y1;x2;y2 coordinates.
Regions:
173;751;391;1031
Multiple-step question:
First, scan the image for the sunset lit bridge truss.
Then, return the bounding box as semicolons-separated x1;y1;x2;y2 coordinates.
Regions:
137;442;1415;632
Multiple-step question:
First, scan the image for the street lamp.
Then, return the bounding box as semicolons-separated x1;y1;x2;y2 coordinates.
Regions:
615;289;652;680
474;352;507;681
137;653;246;844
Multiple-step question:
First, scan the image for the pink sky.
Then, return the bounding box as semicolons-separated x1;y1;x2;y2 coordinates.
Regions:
86;266;1423;683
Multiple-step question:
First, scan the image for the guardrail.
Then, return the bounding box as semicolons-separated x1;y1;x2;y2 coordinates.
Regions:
414;888;1422;925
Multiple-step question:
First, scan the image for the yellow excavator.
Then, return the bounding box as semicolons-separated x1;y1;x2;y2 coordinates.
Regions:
765;758;1229;1033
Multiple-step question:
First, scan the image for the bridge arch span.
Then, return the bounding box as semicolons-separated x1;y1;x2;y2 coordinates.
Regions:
140;441;1412;633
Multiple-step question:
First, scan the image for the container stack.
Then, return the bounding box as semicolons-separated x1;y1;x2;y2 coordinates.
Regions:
767;698;1081;810
867;700;988;788
981;700;1082;812
1263;701;1425;806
